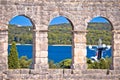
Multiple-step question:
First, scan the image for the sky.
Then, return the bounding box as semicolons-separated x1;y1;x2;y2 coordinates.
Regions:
90;17;109;23
9;16;109;26
9;16;33;26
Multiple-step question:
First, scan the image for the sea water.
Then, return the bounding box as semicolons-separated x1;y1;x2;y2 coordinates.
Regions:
8;45;111;63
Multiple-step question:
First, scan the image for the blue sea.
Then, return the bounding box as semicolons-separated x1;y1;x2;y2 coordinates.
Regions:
8;45;112;63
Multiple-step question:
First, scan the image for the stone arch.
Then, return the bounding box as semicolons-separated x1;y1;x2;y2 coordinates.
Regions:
86;16;113;69
49;11;75;30
8;15;36;69
8;14;36;29
48;15;74;69
85;15;114;30
86;16;113;47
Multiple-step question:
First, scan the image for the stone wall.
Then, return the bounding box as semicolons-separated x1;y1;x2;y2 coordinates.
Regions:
1;69;120;80
0;0;120;80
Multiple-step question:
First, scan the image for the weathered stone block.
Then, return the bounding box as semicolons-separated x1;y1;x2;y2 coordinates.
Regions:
39;32;48;38
73;56;86;64
0;42;4;54
74;33;86;43
40;43;48;51
74;43;86;49
113;44;120;50
0;56;7;64
0;75;3;80
1;0;7;5
35;51;48;57
0;64;7;72
113;50;120;57
39;37;48;43
113;33;120;39
20;69;30;74
34;64;48;70
113;57;120;70
34;57;48;64
7;69;20;74
74;48;86;56
72;63;87;70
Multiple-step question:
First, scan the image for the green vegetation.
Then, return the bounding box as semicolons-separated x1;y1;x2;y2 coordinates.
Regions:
88;22;112;31
49;59;71;69
48;22;112;45
19;56;32;68
8;23;72;45
48;23;72;45
87;57;112;69
8;22;112;69
8;42;20;69
58;59;72;69
8;25;33;44
8;42;32;69
8;22;112;45
49;58;112;69
87;22;112;45
8;25;33;69
49;60;57;69
86;22;112;69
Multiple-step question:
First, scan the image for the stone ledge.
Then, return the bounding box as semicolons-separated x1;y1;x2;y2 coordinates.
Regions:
112;30;120;34
0;29;8;31
72;30;88;33
1;69;120;80
33;29;49;32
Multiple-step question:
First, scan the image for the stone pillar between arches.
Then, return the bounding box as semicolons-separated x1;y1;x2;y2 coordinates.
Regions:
0;30;8;73
112;30;120;70
33;30;48;70
72;30;87;70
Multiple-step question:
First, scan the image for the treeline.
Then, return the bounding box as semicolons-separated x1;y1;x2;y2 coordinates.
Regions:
8;42;32;69
8;22;112;45
8;25;33;44
87;57;112;69
87;30;112;45
49;59;71;69
88;22;112;31
87;22;112;45
48;23;72;45
48;22;112;45
49;57;112;69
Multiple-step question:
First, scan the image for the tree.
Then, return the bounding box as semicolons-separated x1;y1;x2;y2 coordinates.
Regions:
48;60;57;69
19;56;32;68
8;42;20;69
87;58;112;69
58;59;72;69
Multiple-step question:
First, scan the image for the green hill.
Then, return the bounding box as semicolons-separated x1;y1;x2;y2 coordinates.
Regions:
48;23;72;45
88;22;112;31
8;25;33;44
8;22;112;45
87;22;112;45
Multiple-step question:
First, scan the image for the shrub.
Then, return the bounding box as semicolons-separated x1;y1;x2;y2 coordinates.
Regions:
8;42;20;69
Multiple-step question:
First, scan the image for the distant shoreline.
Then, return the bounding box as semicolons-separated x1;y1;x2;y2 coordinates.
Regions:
9;44;32;45
49;45;72;46
9;44;111;47
9;44;71;46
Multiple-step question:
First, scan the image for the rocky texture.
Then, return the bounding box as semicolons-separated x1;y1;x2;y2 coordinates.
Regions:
2;69;120;80
0;0;120;80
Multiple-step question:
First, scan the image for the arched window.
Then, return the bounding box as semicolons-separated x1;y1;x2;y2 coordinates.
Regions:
87;16;113;69
8;15;34;69
48;16;73;69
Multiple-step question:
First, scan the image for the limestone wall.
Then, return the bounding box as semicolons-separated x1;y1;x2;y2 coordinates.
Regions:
1;69;120;80
0;0;120;80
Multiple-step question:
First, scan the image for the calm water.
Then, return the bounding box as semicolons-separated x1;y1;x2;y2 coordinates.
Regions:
8;45;33;59
8;45;112;63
